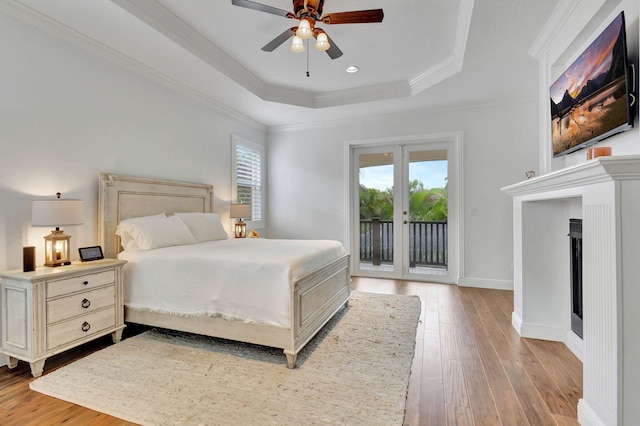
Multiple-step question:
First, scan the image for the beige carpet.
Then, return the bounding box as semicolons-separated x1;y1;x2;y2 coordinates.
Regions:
30;291;420;425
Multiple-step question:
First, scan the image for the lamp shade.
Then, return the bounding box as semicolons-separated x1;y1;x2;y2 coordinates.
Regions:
296;19;312;40
290;36;305;53
230;203;251;219
314;32;330;51
32;199;84;226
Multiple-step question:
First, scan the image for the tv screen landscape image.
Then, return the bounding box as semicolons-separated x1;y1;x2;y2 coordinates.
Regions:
550;12;632;157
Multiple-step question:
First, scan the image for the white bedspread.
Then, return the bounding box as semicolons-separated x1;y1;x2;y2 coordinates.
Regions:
118;238;345;328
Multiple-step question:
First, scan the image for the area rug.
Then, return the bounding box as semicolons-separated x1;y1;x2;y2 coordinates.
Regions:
30;291;420;425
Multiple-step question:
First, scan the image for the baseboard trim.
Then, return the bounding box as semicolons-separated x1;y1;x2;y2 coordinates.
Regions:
514;318;583;369
578;399;606;426
511;312;523;334
518;321;566;342
565;330;584;362
458;277;513;290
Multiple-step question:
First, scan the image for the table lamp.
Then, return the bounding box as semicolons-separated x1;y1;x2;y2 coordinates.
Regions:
229;203;251;238
32;193;84;266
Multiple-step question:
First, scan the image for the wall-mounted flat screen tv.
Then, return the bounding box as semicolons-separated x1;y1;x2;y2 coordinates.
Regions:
550;11;633;157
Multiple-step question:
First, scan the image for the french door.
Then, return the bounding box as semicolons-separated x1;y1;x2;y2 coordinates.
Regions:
351;139;458;283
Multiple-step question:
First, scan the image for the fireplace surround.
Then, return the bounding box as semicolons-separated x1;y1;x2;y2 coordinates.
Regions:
502;155;640;426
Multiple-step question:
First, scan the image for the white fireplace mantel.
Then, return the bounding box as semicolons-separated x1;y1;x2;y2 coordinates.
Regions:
502;155;640;426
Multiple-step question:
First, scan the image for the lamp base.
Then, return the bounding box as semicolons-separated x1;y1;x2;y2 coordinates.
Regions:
43;228;72;267
234;220;247;238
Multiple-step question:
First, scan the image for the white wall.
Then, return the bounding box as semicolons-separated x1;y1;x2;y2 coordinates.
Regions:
534;0;640;173
267;100;540;287
0;12;266;272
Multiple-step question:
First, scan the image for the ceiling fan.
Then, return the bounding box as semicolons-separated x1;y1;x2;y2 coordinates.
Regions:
231;0;384;59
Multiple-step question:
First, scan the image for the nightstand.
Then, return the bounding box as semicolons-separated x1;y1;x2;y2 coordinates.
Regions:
0;259;126;377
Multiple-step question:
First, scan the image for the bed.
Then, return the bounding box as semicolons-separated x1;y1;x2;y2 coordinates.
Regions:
98;173;350;368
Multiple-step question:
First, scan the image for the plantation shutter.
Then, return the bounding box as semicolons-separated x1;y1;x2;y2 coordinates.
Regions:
234;140;263;224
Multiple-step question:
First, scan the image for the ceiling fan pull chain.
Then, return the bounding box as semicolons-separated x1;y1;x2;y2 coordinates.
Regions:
306;39;310;77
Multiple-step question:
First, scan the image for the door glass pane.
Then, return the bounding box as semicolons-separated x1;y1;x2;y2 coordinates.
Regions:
407;150;448;275
358;152;395;273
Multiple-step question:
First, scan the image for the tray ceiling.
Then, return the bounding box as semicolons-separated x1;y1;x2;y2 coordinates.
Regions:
1;0;557;127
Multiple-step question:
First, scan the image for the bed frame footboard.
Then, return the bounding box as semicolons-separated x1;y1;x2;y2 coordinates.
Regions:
289;254;350;367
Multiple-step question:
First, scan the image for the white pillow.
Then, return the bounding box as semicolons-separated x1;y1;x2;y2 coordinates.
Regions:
175;212;228;243
116;213;196;251
116;213;164;251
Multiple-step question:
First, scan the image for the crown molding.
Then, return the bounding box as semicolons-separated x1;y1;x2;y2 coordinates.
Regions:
268;97;537;134
0;0;266;130
409;54;461;95
111;0;267;98
409;0;473;95
528;0;619;63
528;0;582;60
313;80;412;108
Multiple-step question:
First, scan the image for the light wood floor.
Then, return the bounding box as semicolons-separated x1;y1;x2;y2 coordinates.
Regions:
352;277;583;426
0;278;582;425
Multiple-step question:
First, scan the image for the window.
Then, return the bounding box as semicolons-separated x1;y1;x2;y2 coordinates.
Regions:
232;136;264;229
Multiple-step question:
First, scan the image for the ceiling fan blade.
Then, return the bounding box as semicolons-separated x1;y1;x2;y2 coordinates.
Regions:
261;27;296;52
324;33;343;59
321;9;384;24
231;0;294;19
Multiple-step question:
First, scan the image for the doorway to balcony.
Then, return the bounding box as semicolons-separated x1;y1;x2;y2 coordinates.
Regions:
350;134;460;283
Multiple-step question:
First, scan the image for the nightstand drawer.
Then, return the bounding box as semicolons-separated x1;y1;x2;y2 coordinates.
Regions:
47;270;115;298
47;306;116;350
47;285;115;324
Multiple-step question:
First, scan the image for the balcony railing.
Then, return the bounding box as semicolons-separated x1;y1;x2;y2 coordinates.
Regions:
360;218;447;268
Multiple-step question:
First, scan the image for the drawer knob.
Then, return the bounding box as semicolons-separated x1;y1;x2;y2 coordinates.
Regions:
81;298;91;309
81;321;91;332
83;280;89;285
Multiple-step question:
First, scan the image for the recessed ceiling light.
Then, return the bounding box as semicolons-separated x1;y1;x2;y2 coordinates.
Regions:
346;65;359;73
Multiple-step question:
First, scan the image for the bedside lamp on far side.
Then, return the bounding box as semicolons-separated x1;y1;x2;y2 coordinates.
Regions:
230;203;251;238
32;192;84;267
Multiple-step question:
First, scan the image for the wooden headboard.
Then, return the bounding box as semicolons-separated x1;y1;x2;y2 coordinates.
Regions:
98;173;214;259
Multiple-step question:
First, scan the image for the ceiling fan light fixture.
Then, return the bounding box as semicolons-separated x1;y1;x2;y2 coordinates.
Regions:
290;36;305;53
296;19;313;40
314;32;330;51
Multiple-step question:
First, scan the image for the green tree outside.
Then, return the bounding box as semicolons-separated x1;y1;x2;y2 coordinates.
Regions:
360;178;448;221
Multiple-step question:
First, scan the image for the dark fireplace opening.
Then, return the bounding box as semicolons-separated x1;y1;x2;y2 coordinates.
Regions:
569;218;583;339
